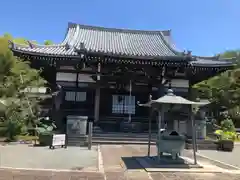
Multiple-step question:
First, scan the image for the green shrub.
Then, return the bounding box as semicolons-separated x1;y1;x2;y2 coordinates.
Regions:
221;118;235;132
16;135;38;141
214;129;236;140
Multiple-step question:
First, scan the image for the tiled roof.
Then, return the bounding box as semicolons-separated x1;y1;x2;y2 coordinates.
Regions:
9;22;235;67
11;22;179;58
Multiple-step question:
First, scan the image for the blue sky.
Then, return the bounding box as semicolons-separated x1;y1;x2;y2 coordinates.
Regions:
0;0;239;56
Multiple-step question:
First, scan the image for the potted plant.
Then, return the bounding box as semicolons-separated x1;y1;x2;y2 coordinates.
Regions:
215;117;236;151
217;132;234;151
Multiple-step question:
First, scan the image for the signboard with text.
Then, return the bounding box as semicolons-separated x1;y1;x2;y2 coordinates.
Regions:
50;134;66;149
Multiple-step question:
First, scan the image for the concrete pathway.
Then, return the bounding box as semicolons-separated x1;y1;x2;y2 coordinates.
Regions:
1;144;240;179
198;145;240;169
99;144;240;180
0;144;98;171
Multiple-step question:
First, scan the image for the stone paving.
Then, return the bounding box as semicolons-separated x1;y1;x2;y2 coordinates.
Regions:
0;144;240;179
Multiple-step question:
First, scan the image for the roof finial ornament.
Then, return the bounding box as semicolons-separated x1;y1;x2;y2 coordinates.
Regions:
80;42;85;50
168;80;172;89
187;50;192;56
65;43;71;50
182;50;186;56
8;40;15;49
27;40;34;49
167;88;174;96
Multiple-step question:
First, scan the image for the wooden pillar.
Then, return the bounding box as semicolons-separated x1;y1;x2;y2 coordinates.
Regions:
94;63;101;122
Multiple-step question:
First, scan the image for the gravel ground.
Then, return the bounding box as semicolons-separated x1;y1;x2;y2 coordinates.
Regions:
0;144;98;170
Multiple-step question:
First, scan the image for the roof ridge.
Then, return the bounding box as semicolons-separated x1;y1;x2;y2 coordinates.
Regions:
67;22;171;34
9;40;65;50
159;31;182;56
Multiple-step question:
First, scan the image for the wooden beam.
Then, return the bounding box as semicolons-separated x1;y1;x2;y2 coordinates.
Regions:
94;63;101;122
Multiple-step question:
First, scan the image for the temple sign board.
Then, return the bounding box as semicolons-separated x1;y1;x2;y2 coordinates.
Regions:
50;134;67;149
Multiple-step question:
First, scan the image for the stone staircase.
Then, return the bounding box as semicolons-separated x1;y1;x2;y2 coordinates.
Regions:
66;134;218;148
66;126;217;148
67;135;88;146
92;126;157;144
66;133;157;146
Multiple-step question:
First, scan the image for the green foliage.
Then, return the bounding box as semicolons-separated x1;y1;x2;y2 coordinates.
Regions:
16;135;38;141
214;117;236;141
221;50;240;66
44;40;53;45
0;34;47;140
193;50;240;124
215;130;236;140
221;117;236;132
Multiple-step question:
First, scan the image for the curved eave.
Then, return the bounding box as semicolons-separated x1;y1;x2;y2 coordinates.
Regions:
84;50;190;61
11;47;192;62
11;48;78;59
159;30;183;56
192;63;235;68
191;59;235;68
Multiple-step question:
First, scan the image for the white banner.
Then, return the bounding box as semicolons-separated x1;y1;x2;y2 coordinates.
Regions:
56;72;77;82
164;79;189;88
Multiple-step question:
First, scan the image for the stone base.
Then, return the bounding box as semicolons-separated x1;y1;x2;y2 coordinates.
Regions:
135;155;203;172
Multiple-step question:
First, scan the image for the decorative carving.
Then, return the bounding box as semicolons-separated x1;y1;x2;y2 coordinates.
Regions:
80;42;85;50
27;40;35;48
65;43;71;50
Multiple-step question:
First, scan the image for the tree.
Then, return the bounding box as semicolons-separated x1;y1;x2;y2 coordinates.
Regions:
193;50;240;125
44;40;53;45
0;35;46;140
221;50;240;67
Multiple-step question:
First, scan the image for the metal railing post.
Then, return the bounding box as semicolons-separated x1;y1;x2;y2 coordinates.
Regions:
88;122;93;150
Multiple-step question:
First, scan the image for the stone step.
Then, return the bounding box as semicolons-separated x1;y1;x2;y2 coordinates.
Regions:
92;140;155;145
92;136;156;142
92;132;157;142
92;132;157;137
67;135;88;147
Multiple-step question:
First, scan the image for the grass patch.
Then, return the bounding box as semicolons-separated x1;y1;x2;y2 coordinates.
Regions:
15;135;38;142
